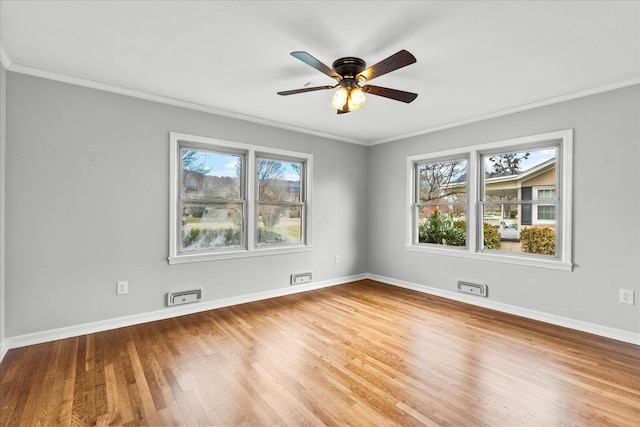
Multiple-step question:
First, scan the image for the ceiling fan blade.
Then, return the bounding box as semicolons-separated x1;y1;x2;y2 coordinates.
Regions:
357;50;416;82
277;85;336;96
362;85;418;103
290;51;342;80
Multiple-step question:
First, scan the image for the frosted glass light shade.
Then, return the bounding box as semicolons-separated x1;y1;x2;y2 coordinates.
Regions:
330;87;349;110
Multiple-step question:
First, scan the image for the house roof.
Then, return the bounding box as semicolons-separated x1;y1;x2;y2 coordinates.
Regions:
486;158;556;186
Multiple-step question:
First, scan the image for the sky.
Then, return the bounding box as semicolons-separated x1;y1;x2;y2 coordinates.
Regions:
485;147;556;174
199;151;300;181
193;145;555;181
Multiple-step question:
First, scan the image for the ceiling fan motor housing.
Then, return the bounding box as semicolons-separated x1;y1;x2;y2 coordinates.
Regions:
332;57;366;80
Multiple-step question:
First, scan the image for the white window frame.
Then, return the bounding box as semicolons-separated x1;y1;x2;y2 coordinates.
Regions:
406;129;573;271
169;132;312;264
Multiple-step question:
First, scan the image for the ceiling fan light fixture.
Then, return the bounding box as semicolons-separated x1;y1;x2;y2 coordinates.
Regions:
279;50;418;113
348;87;367;110
330;86;349;110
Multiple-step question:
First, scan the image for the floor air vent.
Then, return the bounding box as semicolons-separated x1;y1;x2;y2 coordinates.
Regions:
457;281;487;297
167;289;202;306
291;272;312;285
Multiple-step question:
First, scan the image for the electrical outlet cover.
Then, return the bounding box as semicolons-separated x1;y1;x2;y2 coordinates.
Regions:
619;289;634;305
117;280;128;295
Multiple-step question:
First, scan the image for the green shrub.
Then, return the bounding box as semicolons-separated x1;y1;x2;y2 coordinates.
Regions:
453;219;466;230
520;227;555;255
187;206;206;218
182;227;241;249
483;223;501;250
257;227;287;244
183;227;199;247
260;206;283;228
417;213;505;249
418;210;466;246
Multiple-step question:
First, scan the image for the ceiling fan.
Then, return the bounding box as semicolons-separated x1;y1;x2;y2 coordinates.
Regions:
277;50;418;114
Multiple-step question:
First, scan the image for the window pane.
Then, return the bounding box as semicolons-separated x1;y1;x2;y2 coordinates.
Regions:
257;159;302;202
482;146;558;255
257;204;302;245
484;147;556;204
537;189;556;200
480;204;556;256
181;202;243;251
537;205;556;220
181;148;241;200
417;205;466;247
481;205;517;251
417;160;467;203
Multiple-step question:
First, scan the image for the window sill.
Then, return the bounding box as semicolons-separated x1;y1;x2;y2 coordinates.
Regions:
169;245;312;265
405;244;573;271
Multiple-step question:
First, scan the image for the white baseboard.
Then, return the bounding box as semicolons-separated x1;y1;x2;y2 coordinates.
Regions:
2;271;637;362
3;274;367;352
367;273;640;346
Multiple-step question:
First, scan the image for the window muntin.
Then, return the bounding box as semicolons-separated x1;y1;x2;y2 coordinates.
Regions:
169;133;312;264
407;129;572;271
414;158;468;247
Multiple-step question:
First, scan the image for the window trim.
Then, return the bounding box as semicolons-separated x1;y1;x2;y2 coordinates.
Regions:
169;132;313;264
406;129;573;271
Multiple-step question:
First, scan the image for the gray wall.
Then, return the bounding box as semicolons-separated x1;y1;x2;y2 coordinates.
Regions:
0;63;6;349
367;85;640;334
4;71;639;340
5;72;368;337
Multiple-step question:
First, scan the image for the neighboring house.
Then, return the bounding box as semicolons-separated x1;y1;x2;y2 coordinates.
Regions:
485;159;556;237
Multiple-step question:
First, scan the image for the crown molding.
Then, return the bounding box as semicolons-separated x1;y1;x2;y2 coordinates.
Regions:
370;76;640;146
2;45;637;148
3;58;367;146
0;44;11;69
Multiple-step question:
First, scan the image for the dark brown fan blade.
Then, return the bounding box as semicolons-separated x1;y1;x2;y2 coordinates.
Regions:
357;50;416;82
362;85;418;103
277;85;336;96
291;52;342;80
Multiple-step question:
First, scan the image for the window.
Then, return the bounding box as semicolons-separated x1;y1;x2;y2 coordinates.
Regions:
180;148;245;252
169;133;312;264
256;156;305;245
407;129;573;271
533;187;556;223
414;158;468;247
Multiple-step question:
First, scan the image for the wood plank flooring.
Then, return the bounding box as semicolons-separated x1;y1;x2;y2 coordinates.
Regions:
1;279;639;426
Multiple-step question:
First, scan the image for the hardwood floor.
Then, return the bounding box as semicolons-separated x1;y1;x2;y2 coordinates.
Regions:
1;279;639;426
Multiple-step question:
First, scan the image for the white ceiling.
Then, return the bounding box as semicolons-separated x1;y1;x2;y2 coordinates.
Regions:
1;1;638;145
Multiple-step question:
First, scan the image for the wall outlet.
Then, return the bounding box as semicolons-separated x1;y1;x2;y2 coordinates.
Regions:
335;255;341;264
619;289;634;305
116;280;128;295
